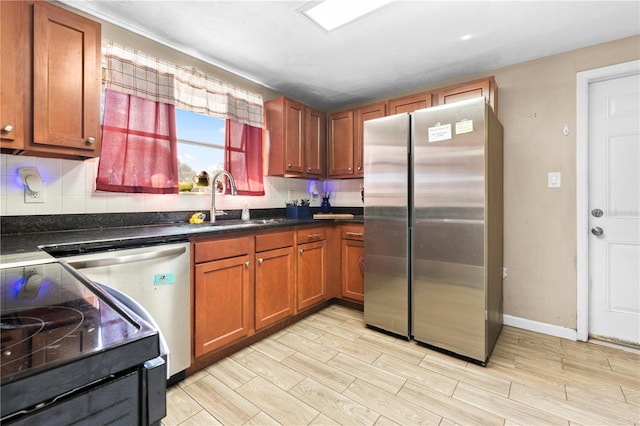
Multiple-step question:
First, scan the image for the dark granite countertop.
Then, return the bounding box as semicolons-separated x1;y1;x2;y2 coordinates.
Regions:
0;209;363;267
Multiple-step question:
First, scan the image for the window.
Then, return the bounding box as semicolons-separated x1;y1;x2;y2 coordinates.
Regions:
176;109;225;191
100;41;264;195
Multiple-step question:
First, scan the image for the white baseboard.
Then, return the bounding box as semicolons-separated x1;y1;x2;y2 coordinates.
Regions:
503;314;578;341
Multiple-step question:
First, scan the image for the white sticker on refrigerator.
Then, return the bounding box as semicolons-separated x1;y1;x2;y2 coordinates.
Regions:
428;123;452;142
455;119;474;134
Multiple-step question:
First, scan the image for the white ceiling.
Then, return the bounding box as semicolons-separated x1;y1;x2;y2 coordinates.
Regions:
60;1;640;111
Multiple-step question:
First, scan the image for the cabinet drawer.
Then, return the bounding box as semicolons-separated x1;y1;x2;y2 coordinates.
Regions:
296;227;327;242
194;236;251;263
341;226;364;241
256;231;294;252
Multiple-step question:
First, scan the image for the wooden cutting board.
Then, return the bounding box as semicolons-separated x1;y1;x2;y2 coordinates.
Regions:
313;213;354;219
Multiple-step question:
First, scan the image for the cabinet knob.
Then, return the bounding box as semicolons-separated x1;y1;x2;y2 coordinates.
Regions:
308;167;312;172
258;258;264;264
357;166;362;171
245;261;250;267
287;163;292;168
2;124;13;132
348;167;352;172
86;137;96;145
299;249;304;255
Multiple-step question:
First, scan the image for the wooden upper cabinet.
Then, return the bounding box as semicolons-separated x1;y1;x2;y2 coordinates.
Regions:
33;1;101;156
328;101;386;179
433;76;498;114
305;107;325;177
265;96;325;178
387;91;432;115
0;1;101;159
327;109;354;177
354;102;386;176
0;1;27;151
264;79;496;181
283;98;305;174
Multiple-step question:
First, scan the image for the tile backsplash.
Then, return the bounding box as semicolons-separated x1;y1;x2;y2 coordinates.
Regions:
0;154;364;216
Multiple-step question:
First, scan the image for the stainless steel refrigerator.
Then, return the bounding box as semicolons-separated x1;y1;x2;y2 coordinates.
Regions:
363;97;503;364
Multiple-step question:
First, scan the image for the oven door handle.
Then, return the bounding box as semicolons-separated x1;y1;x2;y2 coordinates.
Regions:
66;246;187;269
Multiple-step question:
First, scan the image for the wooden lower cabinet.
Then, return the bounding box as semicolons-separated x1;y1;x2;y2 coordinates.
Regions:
191;224;355;366
341;225;365;302
193;236;252;359
297;240;326;311
255;245;295;330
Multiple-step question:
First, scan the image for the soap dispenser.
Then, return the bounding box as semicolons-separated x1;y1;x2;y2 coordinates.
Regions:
241;203;250;221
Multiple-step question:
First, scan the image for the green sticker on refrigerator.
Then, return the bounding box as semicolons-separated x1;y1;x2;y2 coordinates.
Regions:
154;273;175;286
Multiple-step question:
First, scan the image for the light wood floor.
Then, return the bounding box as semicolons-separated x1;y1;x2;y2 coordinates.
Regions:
163;305;640;425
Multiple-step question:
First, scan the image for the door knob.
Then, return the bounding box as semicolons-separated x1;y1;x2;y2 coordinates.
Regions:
591;209;604;217
591;226;604;236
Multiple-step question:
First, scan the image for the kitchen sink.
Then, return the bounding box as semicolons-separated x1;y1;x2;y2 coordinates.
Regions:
241;218;287;225
178;217;287;230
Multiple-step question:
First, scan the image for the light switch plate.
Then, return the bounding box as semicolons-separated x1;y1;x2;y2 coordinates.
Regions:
548;172;561;188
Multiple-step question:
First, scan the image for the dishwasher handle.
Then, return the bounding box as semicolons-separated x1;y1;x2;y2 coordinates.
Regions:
66;245;187;269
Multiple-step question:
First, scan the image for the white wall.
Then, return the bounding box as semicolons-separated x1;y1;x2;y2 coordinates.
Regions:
0;153;363;216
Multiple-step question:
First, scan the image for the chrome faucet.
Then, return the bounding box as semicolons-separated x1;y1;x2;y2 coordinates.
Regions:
210;170;238;223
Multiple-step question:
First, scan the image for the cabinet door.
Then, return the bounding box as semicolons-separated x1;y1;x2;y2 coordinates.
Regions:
434;77;497;114
354;102;386;176
342;239;364;302
32;1;101;156
297;240;326;311
387;91;432;115
0;0;27;151
255;246;295;330
284;98;305;174
327;110;354;177
305;107;325;177
194;255;251;358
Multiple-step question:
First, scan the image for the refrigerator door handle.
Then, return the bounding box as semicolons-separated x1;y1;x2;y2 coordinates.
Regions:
416;218;484;225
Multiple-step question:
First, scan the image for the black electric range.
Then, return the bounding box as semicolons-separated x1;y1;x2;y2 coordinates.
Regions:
1;261;166;425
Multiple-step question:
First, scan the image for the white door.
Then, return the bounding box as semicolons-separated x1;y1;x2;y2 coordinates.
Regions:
588;73;640;345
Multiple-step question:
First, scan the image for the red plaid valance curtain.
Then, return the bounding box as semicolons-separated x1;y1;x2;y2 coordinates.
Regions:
102;40;264;128
96;90;179;194
225;120;265;196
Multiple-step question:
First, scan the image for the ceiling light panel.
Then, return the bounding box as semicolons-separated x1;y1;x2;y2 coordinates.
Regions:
301;0;394;32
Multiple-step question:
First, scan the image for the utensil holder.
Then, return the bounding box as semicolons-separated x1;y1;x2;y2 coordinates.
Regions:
286;205;310;219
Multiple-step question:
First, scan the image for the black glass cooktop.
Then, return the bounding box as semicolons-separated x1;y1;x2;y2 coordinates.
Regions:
1;262;144;383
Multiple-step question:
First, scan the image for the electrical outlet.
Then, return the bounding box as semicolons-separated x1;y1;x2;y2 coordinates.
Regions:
24;186;45;203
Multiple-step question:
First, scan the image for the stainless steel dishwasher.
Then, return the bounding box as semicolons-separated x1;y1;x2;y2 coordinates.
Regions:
61;242;191;383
